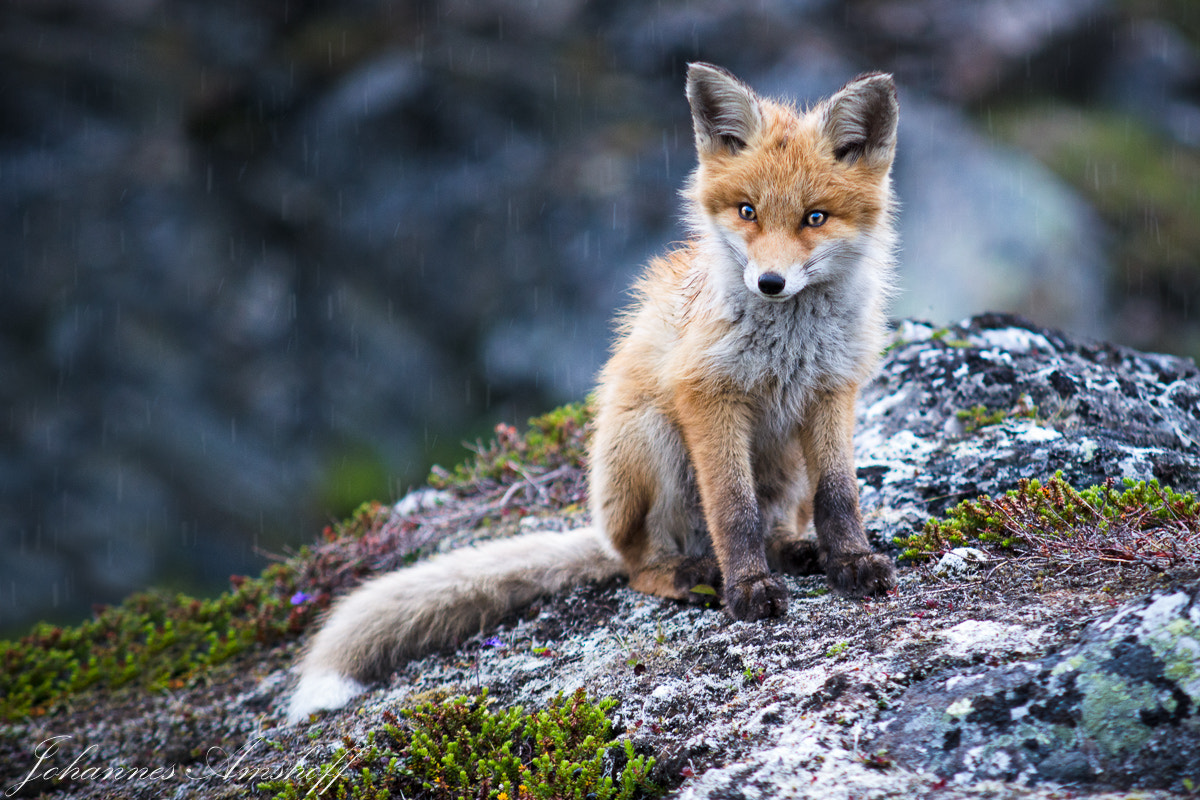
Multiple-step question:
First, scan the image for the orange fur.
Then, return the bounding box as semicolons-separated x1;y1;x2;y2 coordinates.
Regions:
590;63;900;619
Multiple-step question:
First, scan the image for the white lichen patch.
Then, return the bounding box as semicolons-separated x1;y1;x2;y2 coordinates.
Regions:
1116;447;1159;481
946;697;975;719
1015;424;1060;443
392;487;451;516
856;427;938;466
937;620;1045;660
967;327;1056;354
934;548;991;578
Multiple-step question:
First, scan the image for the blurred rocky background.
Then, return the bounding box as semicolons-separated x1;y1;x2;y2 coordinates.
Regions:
1;0;1197;633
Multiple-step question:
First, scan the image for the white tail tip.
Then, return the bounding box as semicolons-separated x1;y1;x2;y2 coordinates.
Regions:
286;671;366;724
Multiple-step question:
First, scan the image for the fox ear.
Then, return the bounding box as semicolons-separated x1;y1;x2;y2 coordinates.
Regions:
822;73;898;167
686;62;763;156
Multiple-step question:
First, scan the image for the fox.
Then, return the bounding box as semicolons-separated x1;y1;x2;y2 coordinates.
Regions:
287;63;899;723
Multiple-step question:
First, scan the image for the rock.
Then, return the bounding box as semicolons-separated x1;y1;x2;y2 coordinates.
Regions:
872;585;1200;790
934;547;991;578
1100;18;1200;147
889;102;1109;337
856;314;1200;549
847;0;1111;102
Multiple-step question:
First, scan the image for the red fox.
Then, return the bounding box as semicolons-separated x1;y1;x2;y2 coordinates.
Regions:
287;63;899;722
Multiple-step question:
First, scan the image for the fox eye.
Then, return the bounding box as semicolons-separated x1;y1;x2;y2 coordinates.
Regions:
738;203;757;221
805;210;828;227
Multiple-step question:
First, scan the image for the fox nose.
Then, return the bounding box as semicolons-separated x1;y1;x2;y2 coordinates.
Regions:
757;273;786;296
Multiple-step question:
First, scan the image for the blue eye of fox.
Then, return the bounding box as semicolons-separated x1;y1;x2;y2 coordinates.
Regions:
738;203;756;221
805;210;828;227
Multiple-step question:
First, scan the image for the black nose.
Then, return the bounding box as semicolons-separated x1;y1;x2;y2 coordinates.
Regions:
758;273;786;296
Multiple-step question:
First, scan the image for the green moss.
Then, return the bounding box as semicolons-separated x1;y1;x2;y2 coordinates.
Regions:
896;472;1200;563
955;396;1039;433
429;401;592;489
955;404;1012;432
259;688;659;800
0;501;393;722
0;563;319;721
930;328;973;349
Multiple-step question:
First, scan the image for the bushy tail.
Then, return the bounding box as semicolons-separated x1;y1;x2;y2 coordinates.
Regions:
287;526;623;723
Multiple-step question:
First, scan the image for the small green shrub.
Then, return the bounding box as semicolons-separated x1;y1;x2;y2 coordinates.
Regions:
260;688;659;800
896;473;1200;570
429;402;592;489
930;328;972;348
0;563;320;721
825;642;849;659
955;404;1010;432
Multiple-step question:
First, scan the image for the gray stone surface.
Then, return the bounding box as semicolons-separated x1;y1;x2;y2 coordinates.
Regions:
857;314;1200;539
874;586;1200;789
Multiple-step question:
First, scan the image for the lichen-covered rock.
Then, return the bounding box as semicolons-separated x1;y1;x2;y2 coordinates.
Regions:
872;584;1200;791
857;313;1200;550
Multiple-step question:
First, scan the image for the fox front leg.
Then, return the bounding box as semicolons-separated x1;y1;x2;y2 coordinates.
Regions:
675;383;788;621
801;387;897;596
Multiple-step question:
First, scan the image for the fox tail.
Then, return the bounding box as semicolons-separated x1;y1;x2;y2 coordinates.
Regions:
287;526;623;723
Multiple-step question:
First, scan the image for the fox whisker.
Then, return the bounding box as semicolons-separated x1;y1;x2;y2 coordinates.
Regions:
803;241;853;273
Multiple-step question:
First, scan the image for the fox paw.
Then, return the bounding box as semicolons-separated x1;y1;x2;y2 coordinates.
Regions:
673;557;723;604
724;573;789;621
825;552;896;597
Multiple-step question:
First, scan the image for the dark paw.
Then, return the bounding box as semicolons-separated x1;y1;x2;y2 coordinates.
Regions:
774;539;823;575
825;552;896;596
673;557;723;604
724;573;789;621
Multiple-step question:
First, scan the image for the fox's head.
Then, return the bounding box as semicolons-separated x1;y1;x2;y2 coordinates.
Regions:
683;63;898;302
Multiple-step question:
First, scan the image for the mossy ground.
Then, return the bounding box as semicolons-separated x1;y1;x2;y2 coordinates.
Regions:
0;562;322;722
258;689;656;800
0;403;652;800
